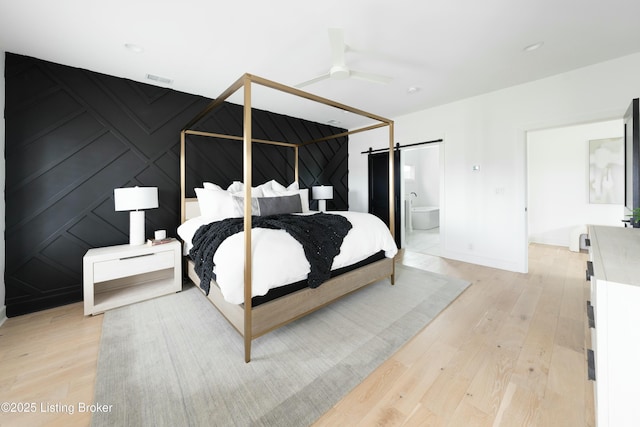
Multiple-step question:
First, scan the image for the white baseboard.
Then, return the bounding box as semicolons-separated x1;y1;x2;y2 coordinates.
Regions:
0;305;6;327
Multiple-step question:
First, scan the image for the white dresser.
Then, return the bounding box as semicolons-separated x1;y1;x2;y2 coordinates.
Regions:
587;225;640;426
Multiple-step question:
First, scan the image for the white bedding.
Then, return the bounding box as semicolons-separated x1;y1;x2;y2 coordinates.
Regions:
177;211;398;304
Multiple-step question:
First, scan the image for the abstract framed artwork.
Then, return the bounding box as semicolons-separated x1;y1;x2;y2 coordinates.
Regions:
589;137;624;204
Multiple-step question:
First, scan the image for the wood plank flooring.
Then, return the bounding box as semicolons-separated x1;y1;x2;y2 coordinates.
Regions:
0;302;102;426
0;244;593;426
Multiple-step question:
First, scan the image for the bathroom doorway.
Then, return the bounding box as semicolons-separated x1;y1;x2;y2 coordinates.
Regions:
403;142;441;256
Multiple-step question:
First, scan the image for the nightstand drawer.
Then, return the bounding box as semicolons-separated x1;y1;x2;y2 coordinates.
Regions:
94;250;175;282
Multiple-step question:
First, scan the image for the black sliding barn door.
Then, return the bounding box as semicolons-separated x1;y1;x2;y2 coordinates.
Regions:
368;150;401;247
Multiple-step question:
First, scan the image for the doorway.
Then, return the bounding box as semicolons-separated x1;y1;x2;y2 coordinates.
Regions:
526;119;624;248
403;143;441;256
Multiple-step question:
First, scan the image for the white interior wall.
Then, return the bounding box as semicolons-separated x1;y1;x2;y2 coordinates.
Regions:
1;51;6;325
349;52;640;273
528;120;625;247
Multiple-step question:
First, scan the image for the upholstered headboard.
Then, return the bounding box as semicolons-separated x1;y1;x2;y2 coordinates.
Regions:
185;197;200;221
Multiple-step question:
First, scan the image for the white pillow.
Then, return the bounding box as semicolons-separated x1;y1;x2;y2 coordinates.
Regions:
226;181;241;193
203;182;223;191
226;181;265;197
270;180;299;192
194;187;236;221
270;180;286;192
298;188;309;213
255;180;275;195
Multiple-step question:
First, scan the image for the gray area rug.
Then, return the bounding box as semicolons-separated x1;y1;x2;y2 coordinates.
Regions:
92;265;470;427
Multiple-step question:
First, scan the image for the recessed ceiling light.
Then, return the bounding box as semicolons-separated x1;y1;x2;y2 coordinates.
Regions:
327;119;341;125
124;43;144;53
523;42;544;52
407;86;420;95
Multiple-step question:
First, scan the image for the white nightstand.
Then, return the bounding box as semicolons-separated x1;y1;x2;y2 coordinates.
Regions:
83;240;182;315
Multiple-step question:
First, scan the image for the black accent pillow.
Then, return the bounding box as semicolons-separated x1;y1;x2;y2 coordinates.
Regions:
257;194;302;215
232;194;302;216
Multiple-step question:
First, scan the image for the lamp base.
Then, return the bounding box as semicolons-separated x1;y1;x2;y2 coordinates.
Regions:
318;200;327;212
129;210;146;245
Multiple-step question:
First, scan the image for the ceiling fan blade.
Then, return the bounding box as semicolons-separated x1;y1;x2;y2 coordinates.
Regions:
346;45;426;68
328;28;345;66
294;73;331;88
350;70;392;84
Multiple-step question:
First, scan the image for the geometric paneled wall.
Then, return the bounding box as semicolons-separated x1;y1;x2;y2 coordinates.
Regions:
185;103;349;204
4;53;348;316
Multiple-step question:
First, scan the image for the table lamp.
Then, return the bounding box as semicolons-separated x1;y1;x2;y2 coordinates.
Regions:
312;185;333;212
114;186;159;245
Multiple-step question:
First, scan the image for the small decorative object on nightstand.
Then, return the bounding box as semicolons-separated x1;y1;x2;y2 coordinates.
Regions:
147;237;177;246
83;239;181;315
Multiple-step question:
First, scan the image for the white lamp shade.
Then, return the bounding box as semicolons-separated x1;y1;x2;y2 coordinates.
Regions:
312;185;334;200
114;187;159;211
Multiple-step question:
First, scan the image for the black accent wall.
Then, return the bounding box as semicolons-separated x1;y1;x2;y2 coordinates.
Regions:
4;53;348;316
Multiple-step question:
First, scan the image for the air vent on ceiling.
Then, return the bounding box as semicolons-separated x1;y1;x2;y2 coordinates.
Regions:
146;74;173;85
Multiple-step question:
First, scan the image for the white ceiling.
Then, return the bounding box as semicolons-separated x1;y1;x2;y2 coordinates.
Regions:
2;0;640;128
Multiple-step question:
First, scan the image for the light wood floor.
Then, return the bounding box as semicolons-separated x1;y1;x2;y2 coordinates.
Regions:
0;244;593;427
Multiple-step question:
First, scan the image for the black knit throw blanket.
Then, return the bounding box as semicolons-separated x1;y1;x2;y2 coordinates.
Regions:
189;213;353;296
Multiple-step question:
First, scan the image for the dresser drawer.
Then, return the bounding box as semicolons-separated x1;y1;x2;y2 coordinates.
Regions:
94;250;175;282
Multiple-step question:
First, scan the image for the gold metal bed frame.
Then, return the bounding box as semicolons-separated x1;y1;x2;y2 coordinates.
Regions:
180;73;395;362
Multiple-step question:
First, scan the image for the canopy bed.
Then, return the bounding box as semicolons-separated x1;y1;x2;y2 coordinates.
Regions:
179;73;396;362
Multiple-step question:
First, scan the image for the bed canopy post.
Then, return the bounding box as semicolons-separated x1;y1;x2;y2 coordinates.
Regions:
294;145;299;184
243;76;254;363
180;130;187;224
388;121;395;285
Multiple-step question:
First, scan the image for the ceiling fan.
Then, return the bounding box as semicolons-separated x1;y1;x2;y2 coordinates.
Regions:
295;28;393;88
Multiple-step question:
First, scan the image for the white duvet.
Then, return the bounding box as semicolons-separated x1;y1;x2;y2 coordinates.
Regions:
177;211;398;304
